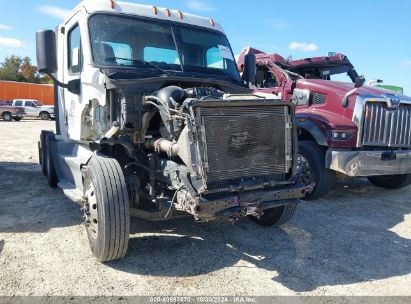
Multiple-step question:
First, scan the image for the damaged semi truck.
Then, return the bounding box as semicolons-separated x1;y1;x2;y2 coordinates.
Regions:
36;1;311;262
238;47;411;200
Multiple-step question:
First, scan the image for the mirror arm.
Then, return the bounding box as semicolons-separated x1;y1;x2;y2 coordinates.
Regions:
47;72;67;89
47;72;80;95
341;88;358;108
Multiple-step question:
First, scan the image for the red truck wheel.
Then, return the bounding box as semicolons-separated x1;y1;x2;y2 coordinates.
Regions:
297;141;335;200
368;175;411;189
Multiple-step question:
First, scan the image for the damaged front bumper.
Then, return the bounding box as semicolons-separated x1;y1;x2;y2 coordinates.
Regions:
195;183;313;221
325;149;411;177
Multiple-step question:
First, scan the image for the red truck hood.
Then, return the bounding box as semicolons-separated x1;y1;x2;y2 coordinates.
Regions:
298;79;408;99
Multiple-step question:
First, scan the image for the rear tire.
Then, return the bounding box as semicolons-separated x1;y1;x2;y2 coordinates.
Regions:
297;141;335;200
368;174;411;189
83;154;130;262
40;112;50;120
45;134;58;188
40;131;53;176
249;202;297;227
38;141;42;166
2;112;13;121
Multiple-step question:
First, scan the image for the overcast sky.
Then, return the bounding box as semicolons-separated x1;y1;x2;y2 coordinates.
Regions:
0;0;410;93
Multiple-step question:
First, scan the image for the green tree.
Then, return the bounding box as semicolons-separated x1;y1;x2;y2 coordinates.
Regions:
20;57;39;83
0;55;24;81
0;55;51;84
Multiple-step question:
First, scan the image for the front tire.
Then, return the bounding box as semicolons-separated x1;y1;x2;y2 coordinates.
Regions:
297;141;335;200
83;154;130;262
40;112;51;120
2;112;13;121
249;202;297;227
368;174;411;189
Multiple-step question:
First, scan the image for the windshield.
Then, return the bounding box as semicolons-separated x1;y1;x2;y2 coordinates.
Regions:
33;100;44;106
88;14;240;81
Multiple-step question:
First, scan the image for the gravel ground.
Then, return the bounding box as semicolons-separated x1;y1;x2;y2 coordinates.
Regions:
0;120;410;296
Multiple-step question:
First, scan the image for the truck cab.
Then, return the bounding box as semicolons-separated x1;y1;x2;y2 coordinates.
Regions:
238;47;411;199
36;1;311;262
10;99;55;120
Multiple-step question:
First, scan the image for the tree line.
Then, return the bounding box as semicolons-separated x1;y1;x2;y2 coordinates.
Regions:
0;55;52;84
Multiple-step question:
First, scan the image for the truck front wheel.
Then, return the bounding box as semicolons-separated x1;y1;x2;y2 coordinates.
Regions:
40;112;51;120
249;202;297;227
297;141;335;200
368;174;411;189
83;154;130;262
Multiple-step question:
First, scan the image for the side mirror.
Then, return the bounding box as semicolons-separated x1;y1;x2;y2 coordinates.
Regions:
36;30;57;74
242;54;256;86
36;29;80;95
68;79;81;95
354;75;366;88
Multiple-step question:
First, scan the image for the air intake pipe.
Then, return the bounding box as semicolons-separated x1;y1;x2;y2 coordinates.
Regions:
146;127;196;174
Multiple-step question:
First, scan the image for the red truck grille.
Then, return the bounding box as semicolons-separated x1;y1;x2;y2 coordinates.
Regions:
363;102;411;147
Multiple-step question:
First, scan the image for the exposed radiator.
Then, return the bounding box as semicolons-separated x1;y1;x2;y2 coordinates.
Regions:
363;102;411;147
196;104;292;185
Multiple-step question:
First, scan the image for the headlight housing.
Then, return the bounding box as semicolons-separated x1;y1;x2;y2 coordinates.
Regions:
329;130;355;141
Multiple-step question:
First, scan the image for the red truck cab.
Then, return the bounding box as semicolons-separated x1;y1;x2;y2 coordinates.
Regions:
238;47;411;199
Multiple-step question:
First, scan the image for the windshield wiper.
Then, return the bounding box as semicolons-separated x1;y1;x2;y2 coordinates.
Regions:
105;57;173;76
191;66;242;84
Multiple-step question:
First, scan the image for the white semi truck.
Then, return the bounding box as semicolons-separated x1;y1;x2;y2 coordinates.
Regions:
36;0;312;262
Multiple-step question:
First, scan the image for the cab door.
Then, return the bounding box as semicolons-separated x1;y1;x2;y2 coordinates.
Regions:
23;101;38;117
63;14;83;141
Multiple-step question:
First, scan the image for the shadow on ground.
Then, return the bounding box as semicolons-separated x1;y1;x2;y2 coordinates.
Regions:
1;160;410;292
0;162;82;233
107;178;411;292
0;240;4;256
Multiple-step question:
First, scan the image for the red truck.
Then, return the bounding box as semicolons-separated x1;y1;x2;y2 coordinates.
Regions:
238;47;411;199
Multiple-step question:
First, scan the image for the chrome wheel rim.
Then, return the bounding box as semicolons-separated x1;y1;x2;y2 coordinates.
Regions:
85;182;98;239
